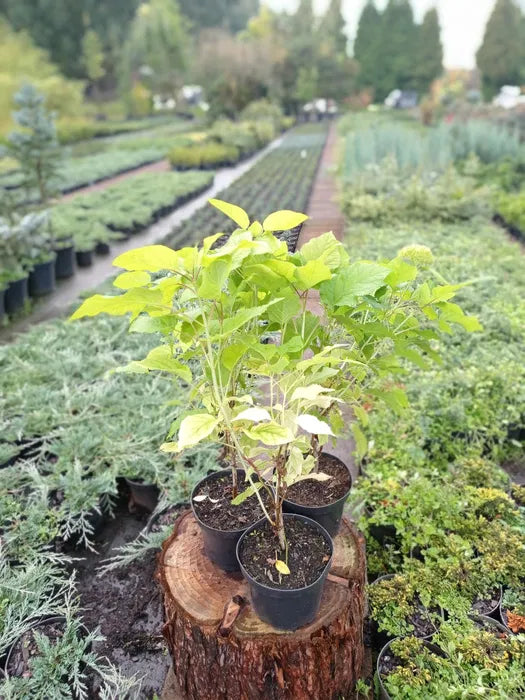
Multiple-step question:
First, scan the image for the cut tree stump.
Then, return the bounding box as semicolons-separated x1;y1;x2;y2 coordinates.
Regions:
157;511;366;700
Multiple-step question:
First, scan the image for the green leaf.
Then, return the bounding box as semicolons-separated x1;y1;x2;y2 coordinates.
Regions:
353;405;369;427
211;300;281;339
233;407;271;422
132;345;192;381
209;198;250;229
113;245;184;272
221;343;247;370
300;232;346;270
178;414;220;450
294;260;331;290
291;385;334;402
385;259;417;287
352;423;368;459
275;560;290;575
296;414;334;436
242;423;294;445
114;271;151;289
249;220;263;236
263;210;308;232
266;290;302;325
231;482;263;505
70;288;164;320
320;262;389;308
197;258;231;299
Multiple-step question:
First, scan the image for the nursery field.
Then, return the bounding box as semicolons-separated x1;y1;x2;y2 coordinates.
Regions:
0;112;524;697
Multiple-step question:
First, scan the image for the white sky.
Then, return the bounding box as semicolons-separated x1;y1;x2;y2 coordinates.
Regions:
262;0;521;69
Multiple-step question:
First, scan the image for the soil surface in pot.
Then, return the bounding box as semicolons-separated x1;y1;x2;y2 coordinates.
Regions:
379;642;442;679
193;473;272;531
71;499;170;698
7;620;64;677
239;518;331;590
406;599;438;638
472;588;501;615
285;453;350;506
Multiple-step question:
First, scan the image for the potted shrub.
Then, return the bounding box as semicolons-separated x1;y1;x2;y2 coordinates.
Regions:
53;237;76;280
500;585;525;633
74;234;96;267
71;200;477;629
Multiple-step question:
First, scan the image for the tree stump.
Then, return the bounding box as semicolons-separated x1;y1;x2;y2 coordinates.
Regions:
157;511;366;700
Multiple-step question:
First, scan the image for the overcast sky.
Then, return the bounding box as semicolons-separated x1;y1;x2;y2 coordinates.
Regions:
262;0;519;69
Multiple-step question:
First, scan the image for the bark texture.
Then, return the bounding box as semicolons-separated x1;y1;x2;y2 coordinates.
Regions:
157;511;366;699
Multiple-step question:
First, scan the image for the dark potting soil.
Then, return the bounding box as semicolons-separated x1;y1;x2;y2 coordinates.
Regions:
407;600;438;638
239;518;331;590
149;504;186;534
7;620;64;677
71;503;170;698
285;453;350;506
193;473;272;531
472;588;501;615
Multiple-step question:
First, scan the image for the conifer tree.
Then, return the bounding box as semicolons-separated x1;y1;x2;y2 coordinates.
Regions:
376;0;418;100
414;8;443;94
319;0;347;56
476;0;524;99
354;1;382;92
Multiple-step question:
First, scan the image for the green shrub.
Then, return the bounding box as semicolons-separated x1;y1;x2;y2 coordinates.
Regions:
168;142;239;169
495;189;525;234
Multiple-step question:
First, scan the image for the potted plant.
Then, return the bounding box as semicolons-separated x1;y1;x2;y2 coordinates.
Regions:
74;233;96;267
71;200;477;629
500;585;525;633
53;237;76;280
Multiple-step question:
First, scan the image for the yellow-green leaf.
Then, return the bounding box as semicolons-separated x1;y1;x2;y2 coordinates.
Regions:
209;198;250;230
242;422;294;445
70;288;164;320
275;560;290;575
178;414;219;450
113;245;184;272
113;271;151;290
262;210;308;232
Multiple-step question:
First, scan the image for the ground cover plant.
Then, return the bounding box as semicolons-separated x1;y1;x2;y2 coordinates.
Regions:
338;115;525;696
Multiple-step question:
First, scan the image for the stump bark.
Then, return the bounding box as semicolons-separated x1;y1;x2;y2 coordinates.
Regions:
157;511;366;700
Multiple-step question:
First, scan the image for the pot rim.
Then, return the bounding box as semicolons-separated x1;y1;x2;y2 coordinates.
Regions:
471;585;503;616
236;512;334;594
191;467;265;535
469;613;509;635
282;451;352;510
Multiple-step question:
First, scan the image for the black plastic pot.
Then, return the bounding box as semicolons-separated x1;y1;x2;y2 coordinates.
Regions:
0;287;5;322
54;245;75;279
236;513;333;630
76;250;94;267
29;259;56;297
470;614;509;635
282;453;352;536
369;574;442;648
471;586;502;619
95;241;111;255
377;638;448;700
125;477;160;513
4;276;28;315
191;469;254;572
4;615;91;678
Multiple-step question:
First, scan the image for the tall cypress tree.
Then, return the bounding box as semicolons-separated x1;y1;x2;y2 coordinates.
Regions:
413;8;443;94
319;0;347;56
376;0;418;100
476;0;524;99
354;1;382;92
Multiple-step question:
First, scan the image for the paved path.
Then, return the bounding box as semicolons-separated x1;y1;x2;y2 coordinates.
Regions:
0;137;283;343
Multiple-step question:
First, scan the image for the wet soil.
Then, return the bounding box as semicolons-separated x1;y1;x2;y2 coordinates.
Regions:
7;620;65;677
239;517;331;590
472;588;501;615
192;472;272;531
407;600;439;638
71;502;170;698
285;454;351;506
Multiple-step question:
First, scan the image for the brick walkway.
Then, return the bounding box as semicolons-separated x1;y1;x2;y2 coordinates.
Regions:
297;122;345;247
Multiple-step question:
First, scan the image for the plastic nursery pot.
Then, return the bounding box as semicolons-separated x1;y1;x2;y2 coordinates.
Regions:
236;513;334;631
4;615;91;678
95;241;111;256
368;574;443;648
191;469;254;572
0;287;5;322
125;477;160;513
471;586;503;619
75;250;94;267
4;276;28;315
470;613;510;635
376;637;448;700
54;245;75;279
28;259;56;297
282;452;352;537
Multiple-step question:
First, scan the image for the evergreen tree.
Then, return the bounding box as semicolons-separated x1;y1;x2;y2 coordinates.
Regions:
354;1;382;92
6;84;61;205
82;29;105;96
375;0;418;100
413;8;443;94
319;0;347;56
317;0;355;100
476;0;524;99
178;0;259;33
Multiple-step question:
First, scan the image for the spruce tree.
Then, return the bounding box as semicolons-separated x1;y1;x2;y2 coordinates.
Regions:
354;1;382;93
7;84;61;205
476;0;524;99
414;8;443;94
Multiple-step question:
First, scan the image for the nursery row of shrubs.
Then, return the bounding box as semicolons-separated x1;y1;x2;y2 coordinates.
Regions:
167;123;327;250
338;118;525;697
0;170;214;321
